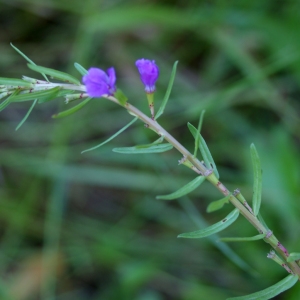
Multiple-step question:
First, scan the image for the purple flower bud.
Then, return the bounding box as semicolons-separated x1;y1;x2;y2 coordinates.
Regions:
82;67;116;97
135;59;159;93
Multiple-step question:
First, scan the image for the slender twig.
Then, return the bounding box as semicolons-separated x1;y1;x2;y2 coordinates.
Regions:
18;81;299;277
103;95;300;278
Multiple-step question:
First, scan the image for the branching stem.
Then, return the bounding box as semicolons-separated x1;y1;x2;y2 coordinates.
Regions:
39;84;299;277
103;95;300;278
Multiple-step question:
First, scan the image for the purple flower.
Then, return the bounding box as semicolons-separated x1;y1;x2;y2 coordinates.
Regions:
82;67;116;97
135;59;159;93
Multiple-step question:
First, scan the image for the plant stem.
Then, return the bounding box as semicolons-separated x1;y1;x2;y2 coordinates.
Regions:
31;82;86;92
103;96;300;278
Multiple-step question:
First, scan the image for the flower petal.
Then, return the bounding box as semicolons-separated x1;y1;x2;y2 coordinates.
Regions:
107;67;117;94
82;67;117;97
135;59;159;93
83;68;108;84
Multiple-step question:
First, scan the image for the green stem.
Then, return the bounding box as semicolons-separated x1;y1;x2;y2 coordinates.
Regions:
103;96;300;278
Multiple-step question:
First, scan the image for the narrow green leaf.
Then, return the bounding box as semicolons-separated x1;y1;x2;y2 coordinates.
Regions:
27;64;81;85
57;89;76;98
188;122;220;178
0;90;20;112
250;143;262;216
257;213;270;230
194;110;205;158
15;99;38;130
136;136;164;148
10;87;60;102
220;234;266;242
64;93;88;103
11;43;36;65
38;91;67;104
178;209;239;239
52;97;92;118
81;117;138;154
113;143;173;154
0;92;9;100
114;89;128;106
156;176;205;200
0;97;11;112
227;274;298;300
37;89;73;104
74;62;88;75
0;77;33;87
207;195;230;212
10;43;49;81
287;252;300;262
155;60;178;120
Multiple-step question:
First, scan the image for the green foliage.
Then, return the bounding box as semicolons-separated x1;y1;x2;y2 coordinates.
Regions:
114;89;128;106
188;122;220;178
15;99;38;131
27;64;81;85
0;90;20;112
10;43;49;81
0;77;32;87
178;209;239;239
287;253;300;263
1;1;300;299
155;60;178;120
81;117;138;153
113;143;173;154
10;86;61;103
193;110;205;158
52;97;92;118
227;274;298;300
207;195;231;212
250;143;262;216
220;234;266;243
136;136;164;148
257;213;270;231
156;176;205;200
74;62;88;75
7;44;50;130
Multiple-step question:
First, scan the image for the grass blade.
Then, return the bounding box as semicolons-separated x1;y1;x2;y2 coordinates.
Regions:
178;209;239;239
81;117;138;154
156;176;205;200
220;234;266;242
113;143;173;154
15;99;38;131
155;60;178;120
10;43;49;81
250;143;262;216
227;274;298;300
74;62;88;75
188;122;219;178
52;97;92;118
27;64;81;85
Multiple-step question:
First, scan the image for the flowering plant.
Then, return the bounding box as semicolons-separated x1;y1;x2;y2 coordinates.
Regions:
1;44;300;299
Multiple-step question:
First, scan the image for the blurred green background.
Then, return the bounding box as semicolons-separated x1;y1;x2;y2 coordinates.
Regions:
1;0;300;299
